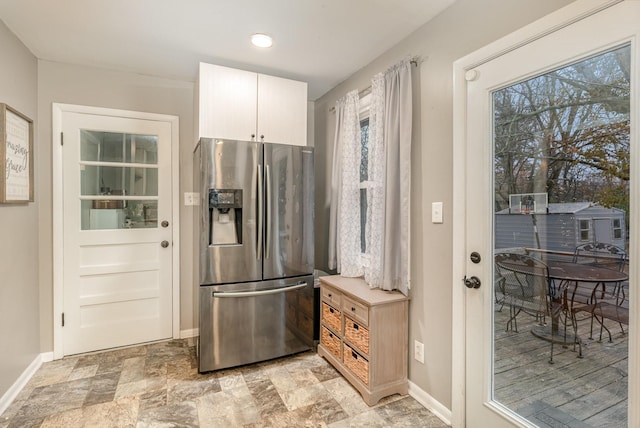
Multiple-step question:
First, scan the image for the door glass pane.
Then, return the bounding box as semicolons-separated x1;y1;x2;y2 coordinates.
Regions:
79;130;159;230
80;200;158;230
80;130;158;164
80;166;158;196
493;45;630;426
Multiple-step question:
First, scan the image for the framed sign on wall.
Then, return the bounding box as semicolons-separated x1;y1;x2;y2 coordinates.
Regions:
0;103;34;203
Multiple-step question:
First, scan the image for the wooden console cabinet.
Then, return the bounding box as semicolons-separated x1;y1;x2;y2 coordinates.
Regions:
317;275;409;405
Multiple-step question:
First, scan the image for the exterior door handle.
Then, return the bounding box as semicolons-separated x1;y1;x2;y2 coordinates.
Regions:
464;276;481;289
161;240;170;248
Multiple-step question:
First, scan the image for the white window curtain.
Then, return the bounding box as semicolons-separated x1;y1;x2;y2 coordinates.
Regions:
329;58;412;295
328;90;363;276
365;58;413;295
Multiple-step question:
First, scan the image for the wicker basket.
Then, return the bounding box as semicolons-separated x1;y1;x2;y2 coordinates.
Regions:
344;344;369;385
322;302;342;333
344;317;369;355
321;326;342;360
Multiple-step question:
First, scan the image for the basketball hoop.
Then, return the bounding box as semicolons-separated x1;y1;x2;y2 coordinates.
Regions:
509;193;548;215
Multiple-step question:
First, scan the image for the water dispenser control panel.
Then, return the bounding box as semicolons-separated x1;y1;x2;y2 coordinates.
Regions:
208;189;243;245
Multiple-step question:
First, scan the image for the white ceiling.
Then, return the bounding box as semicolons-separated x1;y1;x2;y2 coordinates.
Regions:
0;0;455;100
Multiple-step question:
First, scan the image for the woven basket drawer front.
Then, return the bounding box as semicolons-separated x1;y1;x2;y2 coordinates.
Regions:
321;326;342;360
344;344;369;386
344;317;369;355
322;302;342;333
342;296;368;326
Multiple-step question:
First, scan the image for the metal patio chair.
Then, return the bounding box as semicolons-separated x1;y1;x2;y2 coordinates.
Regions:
495;253;565;363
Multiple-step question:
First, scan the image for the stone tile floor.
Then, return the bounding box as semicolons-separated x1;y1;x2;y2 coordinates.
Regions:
0;339;448;427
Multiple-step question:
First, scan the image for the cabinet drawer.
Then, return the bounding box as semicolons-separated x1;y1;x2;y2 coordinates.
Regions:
344;317;370;355
342;296;369;326
344;344;369;386
321;302;342;333
322;286;342;308
321;326;342;360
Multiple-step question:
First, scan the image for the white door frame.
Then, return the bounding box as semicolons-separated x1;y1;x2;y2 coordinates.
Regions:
452;0;637;426
52;103;181;360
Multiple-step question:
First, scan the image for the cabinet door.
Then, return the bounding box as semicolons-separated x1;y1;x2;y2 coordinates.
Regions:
257;74;307;146
198;63;257;141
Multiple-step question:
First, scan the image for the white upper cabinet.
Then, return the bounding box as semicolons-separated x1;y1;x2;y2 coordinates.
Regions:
198;63;308;146
256;73;307;146
198;63;257;142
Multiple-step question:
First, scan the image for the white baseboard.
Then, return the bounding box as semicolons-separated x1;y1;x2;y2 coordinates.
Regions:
408;380;452;426
180;328;199;339
0;353;47;416
40;352;54;363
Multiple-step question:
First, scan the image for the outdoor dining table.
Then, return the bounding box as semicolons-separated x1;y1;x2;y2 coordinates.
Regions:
530;260;629;349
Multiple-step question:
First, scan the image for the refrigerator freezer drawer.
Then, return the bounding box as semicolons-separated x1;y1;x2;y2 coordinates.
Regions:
198;275;314;372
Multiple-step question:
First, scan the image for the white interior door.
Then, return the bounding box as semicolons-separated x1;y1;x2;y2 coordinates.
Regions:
457;1;639;426
61;111;173;355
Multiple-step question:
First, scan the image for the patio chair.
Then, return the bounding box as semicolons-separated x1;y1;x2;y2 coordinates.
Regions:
495;253;565;363
570;281;629;342
495;253;549;332
573;242;627;272
571;242;627;303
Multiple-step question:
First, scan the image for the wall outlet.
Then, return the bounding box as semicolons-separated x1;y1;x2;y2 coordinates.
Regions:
414;340;425;364
184;192;200;206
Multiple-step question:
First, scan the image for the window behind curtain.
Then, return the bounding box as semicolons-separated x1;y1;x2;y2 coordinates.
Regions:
359;92;372;254
359;117;369;252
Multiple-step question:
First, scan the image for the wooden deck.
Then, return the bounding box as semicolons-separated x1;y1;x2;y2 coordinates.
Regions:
493;306;628;427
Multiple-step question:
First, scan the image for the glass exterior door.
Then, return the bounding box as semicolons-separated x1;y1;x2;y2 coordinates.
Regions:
460;2;640;426
492;45;630;427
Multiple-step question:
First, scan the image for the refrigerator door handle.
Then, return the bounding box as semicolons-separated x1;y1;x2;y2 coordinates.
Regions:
256;164;263;260
213;281;307;298
265;164;272;260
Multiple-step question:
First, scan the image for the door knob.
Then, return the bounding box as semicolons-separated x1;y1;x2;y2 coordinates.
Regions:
464;276;481;289
161;240;170;248
161;220;169;228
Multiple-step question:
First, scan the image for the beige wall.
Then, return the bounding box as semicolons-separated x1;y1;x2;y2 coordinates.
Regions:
313;0;573;409
0;21;39;397
36;61;196;351
2;0;576;409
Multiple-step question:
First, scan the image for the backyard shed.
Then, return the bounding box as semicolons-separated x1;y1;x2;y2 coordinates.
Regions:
495;202;626;253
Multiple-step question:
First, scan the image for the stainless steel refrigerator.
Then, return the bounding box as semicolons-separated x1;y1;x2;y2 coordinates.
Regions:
195;138;314;372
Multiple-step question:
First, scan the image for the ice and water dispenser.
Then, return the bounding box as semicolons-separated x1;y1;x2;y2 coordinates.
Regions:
208;189;242;245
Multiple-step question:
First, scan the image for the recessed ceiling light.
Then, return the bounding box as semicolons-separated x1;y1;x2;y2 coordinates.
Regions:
251;33;273;48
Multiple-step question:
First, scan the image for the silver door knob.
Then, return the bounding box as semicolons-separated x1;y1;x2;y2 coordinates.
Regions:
161;220;169;228
161;240;169;248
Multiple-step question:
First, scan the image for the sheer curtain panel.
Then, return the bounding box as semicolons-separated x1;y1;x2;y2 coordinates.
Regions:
328;90;362;275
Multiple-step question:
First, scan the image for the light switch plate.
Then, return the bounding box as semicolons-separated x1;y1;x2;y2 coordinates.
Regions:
184;192;199;206
432;202;443;224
